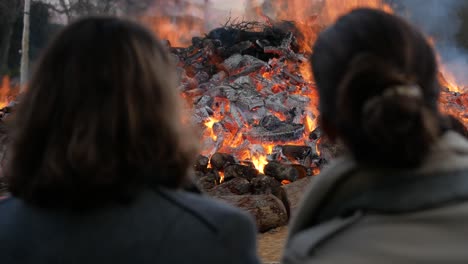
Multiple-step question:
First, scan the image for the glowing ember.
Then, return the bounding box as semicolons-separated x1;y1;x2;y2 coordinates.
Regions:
204;116;220;141
281;180;291;185
219;171;225;184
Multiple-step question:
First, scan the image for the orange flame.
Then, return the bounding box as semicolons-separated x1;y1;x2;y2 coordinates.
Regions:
204;116;220;141
219;171;225;184
281;180;291;185
0;76;14;109
251;155;268;174
321;0;393;25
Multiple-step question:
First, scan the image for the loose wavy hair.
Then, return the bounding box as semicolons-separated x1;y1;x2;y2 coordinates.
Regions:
7;17;198;209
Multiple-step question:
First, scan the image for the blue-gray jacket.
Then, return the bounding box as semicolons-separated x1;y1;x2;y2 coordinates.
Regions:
0;187;260;264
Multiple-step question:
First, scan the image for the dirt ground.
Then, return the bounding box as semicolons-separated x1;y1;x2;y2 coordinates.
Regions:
257;225;288;263
256;177;312;263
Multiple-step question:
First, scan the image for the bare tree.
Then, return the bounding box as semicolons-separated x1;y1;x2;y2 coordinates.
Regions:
0;0;22;74
39;0;153;22
20;0;31;88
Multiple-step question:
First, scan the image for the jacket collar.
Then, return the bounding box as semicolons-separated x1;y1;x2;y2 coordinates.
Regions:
288;131;468;242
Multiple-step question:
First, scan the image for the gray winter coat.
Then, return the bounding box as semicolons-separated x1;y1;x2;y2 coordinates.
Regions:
0;187;261;264
283;131;468;264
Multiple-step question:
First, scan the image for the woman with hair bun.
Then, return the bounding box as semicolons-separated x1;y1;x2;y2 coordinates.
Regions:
283;8;468;263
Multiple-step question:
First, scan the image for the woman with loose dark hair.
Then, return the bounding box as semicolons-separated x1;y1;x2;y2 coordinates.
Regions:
283;9;468;263
0;17;259;264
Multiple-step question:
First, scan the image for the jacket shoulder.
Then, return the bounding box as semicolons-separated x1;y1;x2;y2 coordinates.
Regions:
283;212;362;264
154;188;260;264
155;188;255;234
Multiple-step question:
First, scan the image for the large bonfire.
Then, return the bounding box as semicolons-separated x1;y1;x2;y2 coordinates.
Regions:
145;0;468;175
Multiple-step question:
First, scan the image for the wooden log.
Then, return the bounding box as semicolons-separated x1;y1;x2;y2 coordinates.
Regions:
194;155;209;172
251;174;281;195
224;164;258;181
206;177;251;196
210;152;236;171
281;177;313;217
264;161;299;182
251;174;291;217
245;124;304;142
216;194;289;232
280;145;312;161
194;168;222;189
291;164;308;179
196;176;216;191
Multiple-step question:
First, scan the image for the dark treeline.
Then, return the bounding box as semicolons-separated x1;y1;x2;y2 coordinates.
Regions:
2;0;468;79
0;1;60;78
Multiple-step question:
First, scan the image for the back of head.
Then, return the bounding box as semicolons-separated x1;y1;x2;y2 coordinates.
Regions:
7;17;197;209
312;8;440;168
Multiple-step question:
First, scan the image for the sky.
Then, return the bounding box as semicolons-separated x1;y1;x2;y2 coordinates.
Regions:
211;0;246;11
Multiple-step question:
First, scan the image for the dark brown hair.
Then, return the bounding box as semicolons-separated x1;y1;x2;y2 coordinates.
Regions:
312;9;441;168
7;17;197;208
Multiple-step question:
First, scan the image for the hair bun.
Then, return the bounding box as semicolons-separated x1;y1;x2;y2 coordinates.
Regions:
336;54;440;167
362;91;438;166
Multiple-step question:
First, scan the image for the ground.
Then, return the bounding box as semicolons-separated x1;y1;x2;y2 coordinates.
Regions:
256;176;313;263
258;225;288;263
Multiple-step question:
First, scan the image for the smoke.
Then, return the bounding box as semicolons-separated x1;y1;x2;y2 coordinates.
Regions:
397;0;468;86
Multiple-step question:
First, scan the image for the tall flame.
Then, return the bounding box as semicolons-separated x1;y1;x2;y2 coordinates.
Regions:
321;0;393;24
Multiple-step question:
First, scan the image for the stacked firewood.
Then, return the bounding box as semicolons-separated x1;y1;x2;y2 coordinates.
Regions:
171;21;331;231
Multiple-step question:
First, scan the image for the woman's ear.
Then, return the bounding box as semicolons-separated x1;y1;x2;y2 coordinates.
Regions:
319;116;338;143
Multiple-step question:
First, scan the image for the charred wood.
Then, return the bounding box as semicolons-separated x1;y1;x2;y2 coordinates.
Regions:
251;174;281;195
309;126;322;141
280;145;312;162
216;194;288;232
264;161;299;182
210;152;236;171
224;164;259;181
245;123;304;142
194;155;209;172
251;175;290;217
196;175;216;190
207;177;251;196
